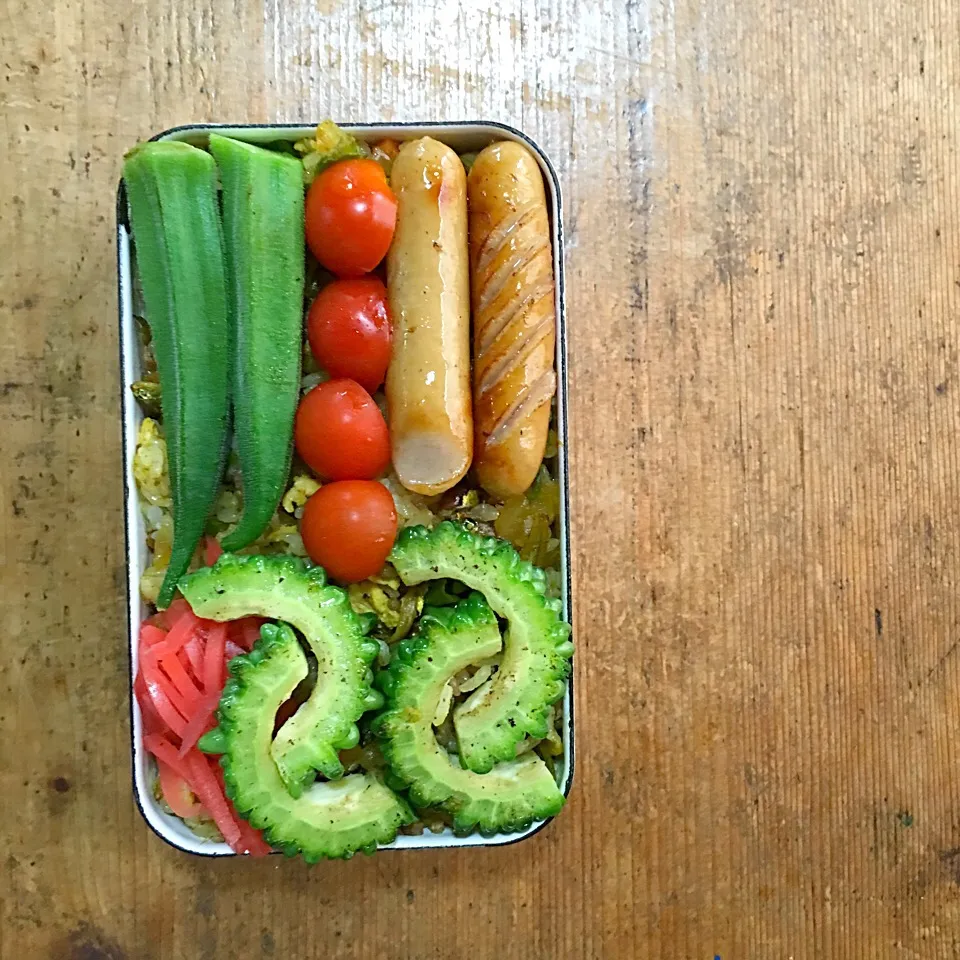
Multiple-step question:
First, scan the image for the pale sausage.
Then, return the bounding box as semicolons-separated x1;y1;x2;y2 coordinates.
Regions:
467;141;557;500
386;137;473;496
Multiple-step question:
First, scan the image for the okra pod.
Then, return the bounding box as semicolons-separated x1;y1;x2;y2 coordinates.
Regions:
123;141;231;608
209;134;305;551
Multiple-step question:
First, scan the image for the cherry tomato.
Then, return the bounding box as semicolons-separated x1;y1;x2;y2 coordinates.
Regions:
300;481;398;582
305;159;397;277
307;277;392;392
295;379;390;481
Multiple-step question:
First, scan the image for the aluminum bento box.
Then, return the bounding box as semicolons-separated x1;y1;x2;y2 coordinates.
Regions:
117;121;574;856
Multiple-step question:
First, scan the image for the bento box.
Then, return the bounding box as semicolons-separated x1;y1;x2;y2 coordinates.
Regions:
117;122;574;856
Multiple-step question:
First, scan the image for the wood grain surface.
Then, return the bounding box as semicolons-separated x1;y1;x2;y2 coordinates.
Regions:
3;0;960;957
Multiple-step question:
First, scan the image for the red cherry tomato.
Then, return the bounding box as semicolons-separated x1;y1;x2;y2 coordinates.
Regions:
307;277;392;393
305;159;397;277
295;378;390;481
300;481;398;582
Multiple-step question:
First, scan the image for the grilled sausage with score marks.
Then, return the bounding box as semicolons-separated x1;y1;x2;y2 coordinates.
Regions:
467;141;557;501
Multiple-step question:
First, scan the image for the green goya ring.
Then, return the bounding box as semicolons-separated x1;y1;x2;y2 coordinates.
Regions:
390;522;572;773
374;593;565;835
180;553;382;796
206;621;413;861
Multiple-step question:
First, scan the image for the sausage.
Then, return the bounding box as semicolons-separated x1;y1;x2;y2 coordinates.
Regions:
386;137;473;496
467;141;557;501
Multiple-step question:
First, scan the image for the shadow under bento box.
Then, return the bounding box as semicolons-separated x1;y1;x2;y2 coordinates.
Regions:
117;122;574;856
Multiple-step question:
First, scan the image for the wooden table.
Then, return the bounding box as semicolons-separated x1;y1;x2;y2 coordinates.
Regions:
4;1;960;956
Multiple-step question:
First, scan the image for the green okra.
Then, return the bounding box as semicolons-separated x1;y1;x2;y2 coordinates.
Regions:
208;134;305;552
123;141;230;609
